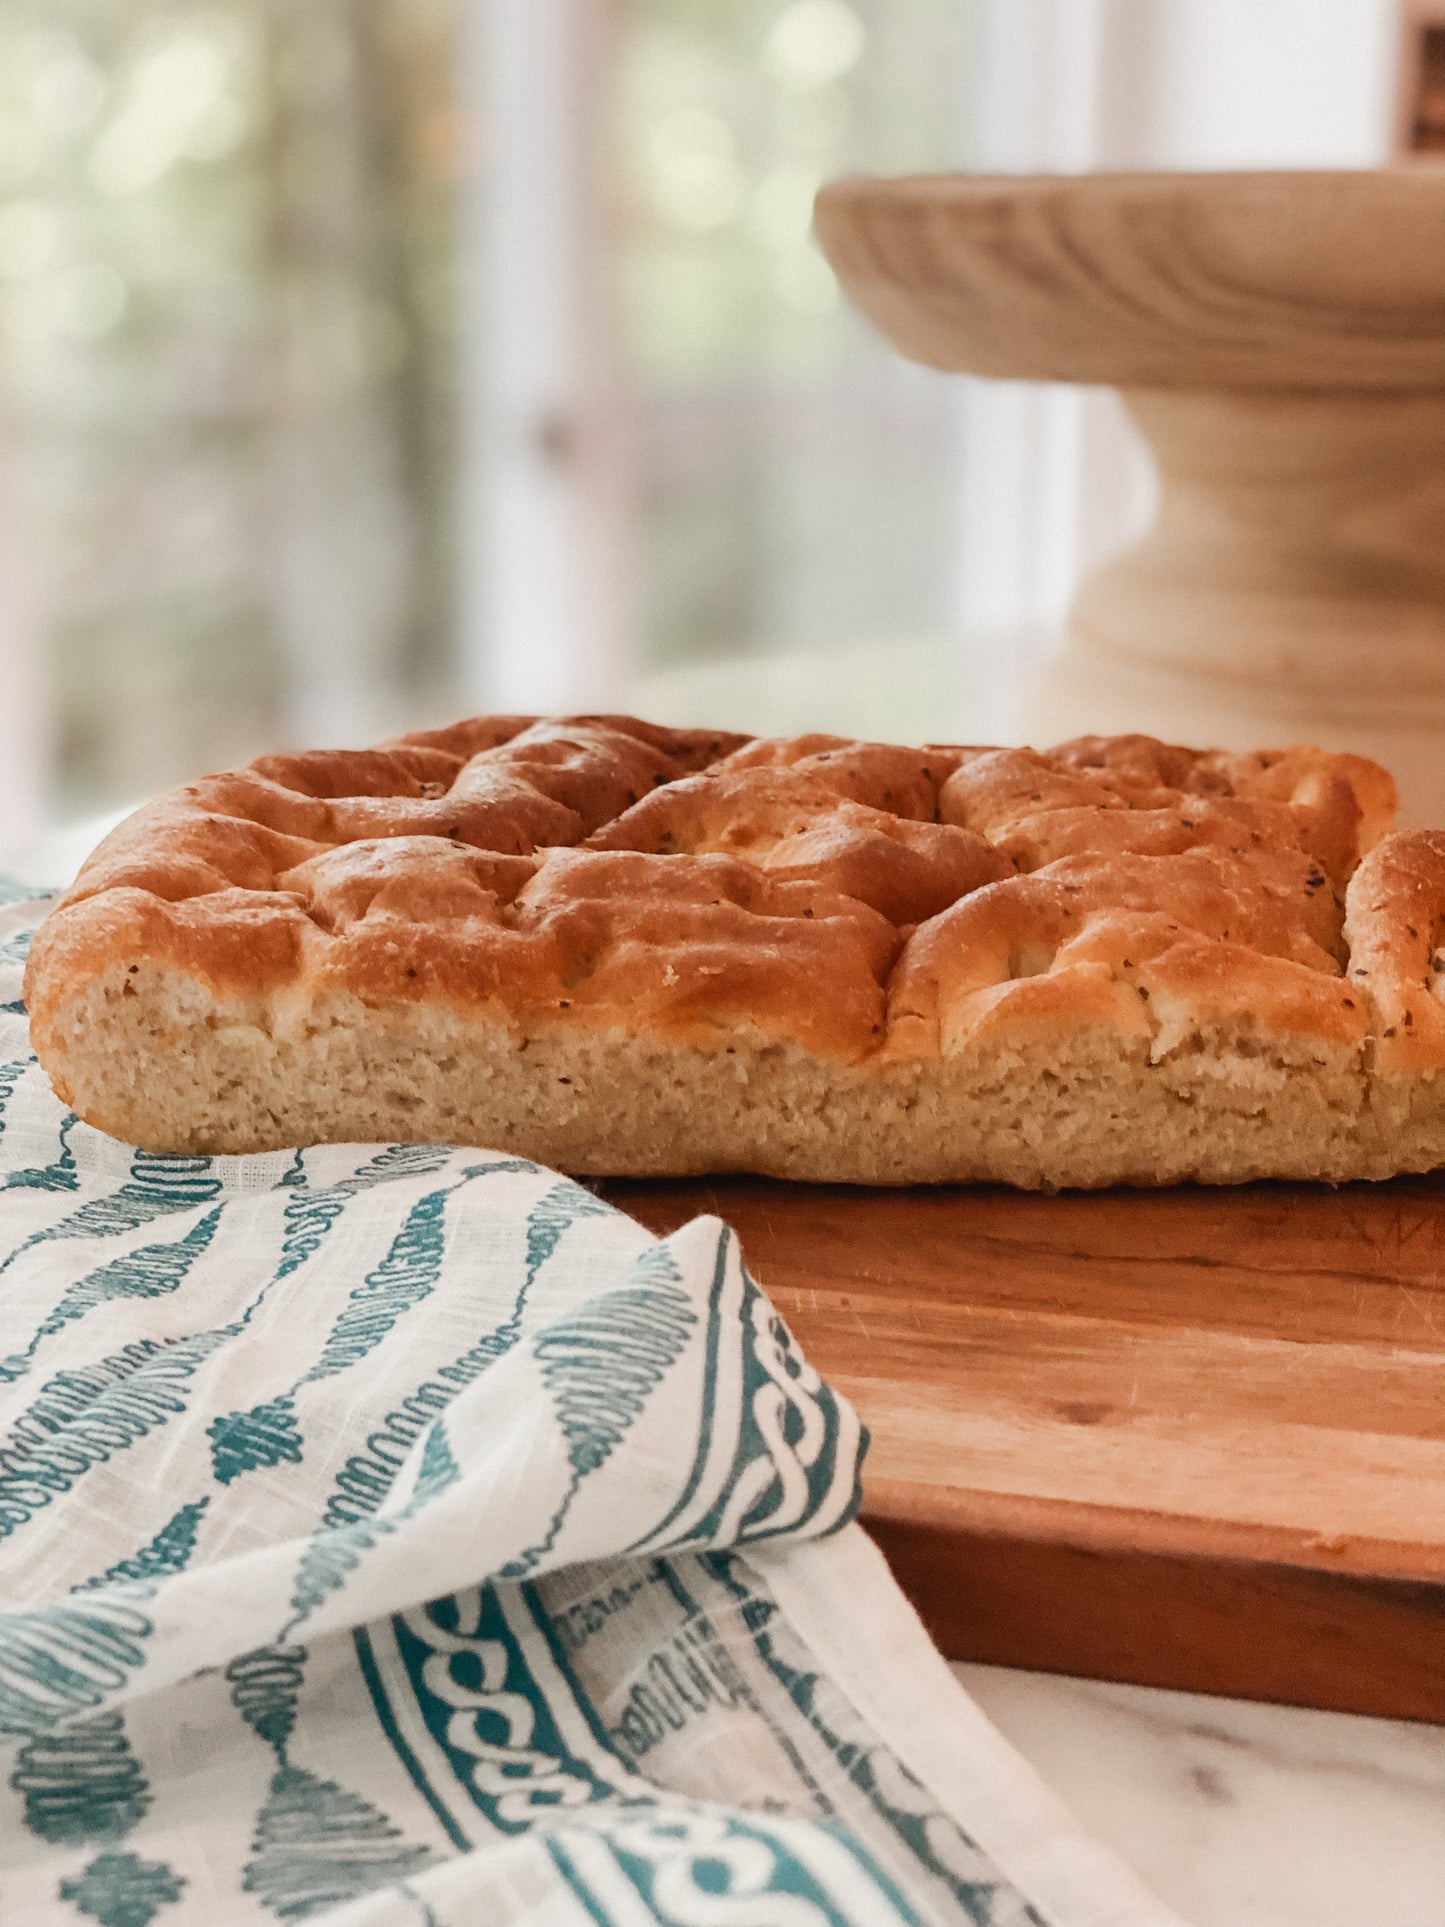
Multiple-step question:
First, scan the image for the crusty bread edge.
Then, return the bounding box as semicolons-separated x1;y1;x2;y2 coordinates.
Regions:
28;946;1445;1188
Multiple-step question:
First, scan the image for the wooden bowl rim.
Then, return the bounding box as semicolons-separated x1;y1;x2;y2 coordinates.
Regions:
816;166;1445;208
813;167;1445;389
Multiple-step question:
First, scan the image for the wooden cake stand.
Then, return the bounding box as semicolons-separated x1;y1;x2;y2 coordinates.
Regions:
814;170;1445;824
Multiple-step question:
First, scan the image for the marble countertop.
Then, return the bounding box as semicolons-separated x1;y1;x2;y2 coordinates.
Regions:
954;1662;1445;1927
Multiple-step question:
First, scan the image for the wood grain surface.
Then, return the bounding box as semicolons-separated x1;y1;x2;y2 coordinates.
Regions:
603;1175;1445;1722
812;170;1445;389
813;167;1445;825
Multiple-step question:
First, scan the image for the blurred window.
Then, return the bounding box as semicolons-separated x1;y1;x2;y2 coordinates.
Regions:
613;0;972;682
0;0;1404;853
0;0;973;833
0;1;458;818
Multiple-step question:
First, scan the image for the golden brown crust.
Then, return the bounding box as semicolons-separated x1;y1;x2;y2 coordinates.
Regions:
1343;829;1445;1073
27;713;1442;1181
939;735;1388;887
885;845;1364;1062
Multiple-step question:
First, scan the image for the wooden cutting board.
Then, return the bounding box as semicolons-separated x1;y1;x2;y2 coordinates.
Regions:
602;1175;1445;1724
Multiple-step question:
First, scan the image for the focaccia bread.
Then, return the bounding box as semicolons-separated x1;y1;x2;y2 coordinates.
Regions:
24;713;1445;1187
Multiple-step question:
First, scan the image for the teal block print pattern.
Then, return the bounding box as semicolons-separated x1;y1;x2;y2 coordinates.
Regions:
285;1181;673;1623
208;1398;305;1486
282;1415;463;1635
700;1553;1047;1927
410;1416;459;1500
207;1146;487;1485
0;1329;232;1540
245;1766;435;1923
273;1143;458;1286
537;1566;761;1776
208;1182;456;1484
10;1710;183;1927
209;1167;502;1488
633;1231;863;1562
78;1500;211;1594
273;1177;368;1287
523;1177;610;1280
0;1498;205;1864
384;1586;614;1834
546;1807;924;1927
0;1496;204;1912
288;1214;571;1615
0;1595;152;1737
537;1246;695;1480
229;1646;306;1755
227;1646;435;1920
58;1850;184;1927
370;1581;927;1924
0;1054;31;1140
503;1246;698;1575
709;1260;859;1548
250;1171;586;1615
0;1205;224;1382
303;1185;452;1381
0;1150;221;1272
11;1711;149;1843
3;1110;80;1195
0;1144;539;1541
316;1310;529;1534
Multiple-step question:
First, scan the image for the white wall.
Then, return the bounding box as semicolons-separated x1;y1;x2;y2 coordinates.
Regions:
953;0;1401;736
1141;0;1399;169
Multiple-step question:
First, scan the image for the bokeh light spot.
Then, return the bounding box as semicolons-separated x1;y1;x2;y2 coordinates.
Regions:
763;0;866;92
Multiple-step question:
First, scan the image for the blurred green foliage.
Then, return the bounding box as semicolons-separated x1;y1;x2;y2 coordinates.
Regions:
0;0;970;813
0;0;457;810
617;0;970;381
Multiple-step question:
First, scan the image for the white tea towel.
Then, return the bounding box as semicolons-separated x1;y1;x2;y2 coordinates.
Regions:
0;890;1183;1926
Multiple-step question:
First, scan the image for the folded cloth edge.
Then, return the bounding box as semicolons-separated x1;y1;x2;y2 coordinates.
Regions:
751;1528;1188;1927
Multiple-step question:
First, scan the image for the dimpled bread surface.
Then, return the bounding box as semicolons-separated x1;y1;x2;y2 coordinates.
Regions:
24;713;1445;1187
